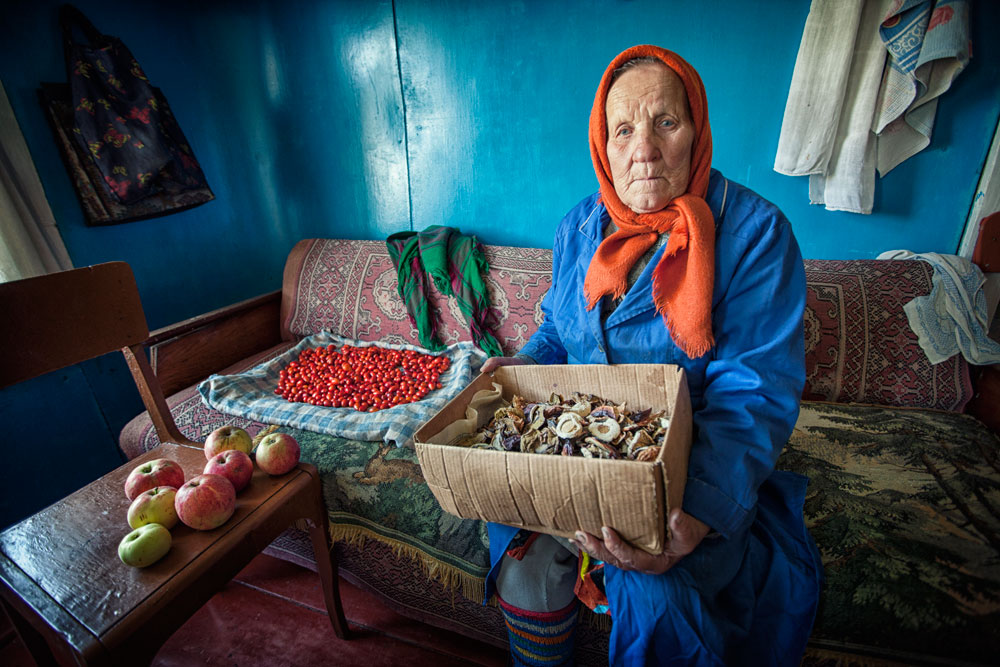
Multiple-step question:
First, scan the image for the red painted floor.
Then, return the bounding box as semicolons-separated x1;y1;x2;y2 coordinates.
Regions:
1;553;508;667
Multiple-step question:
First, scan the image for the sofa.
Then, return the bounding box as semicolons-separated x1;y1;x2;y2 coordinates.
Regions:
120;238;1000;666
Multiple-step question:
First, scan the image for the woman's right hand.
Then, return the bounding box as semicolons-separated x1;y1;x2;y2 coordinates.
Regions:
481;356;529;373
569;508;710;576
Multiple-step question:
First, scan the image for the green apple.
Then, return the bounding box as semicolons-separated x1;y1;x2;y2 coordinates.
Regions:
127;486;179;530
118;523;172;568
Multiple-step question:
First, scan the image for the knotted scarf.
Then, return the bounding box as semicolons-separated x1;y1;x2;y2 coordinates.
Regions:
386;225;504;357
584;45;715;359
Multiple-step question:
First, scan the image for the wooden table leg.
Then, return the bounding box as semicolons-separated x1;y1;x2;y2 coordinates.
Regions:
302;468;351;640
2;598;59;667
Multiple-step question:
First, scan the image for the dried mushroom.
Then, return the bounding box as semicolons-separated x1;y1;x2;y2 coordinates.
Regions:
467;392;669;460
588;417;620;442
555;412;586;439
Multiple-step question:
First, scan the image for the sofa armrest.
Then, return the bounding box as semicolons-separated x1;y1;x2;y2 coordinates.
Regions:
147;290;282;396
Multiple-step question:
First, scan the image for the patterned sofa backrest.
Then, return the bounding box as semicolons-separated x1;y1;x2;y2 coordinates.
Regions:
280;240;972;412
803;259;971;411
280;238;553;355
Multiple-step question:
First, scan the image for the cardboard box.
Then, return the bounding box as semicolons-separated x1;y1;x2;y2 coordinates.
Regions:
413;364;691;554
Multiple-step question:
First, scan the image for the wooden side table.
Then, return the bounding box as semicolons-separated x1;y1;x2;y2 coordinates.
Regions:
0;442;350;666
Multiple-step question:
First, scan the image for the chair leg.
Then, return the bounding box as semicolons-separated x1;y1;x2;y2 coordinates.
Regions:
304;476;351;640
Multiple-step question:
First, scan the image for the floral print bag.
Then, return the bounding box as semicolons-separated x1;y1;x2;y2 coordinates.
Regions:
57;4;212;216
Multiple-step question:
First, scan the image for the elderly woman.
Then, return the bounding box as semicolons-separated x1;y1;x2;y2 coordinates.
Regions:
482;45;822;666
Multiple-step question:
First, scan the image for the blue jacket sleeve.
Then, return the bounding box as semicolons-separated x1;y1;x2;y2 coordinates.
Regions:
681;213;806;539
518;218;570;365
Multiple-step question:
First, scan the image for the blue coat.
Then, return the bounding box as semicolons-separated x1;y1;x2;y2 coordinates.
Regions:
486;170;822;666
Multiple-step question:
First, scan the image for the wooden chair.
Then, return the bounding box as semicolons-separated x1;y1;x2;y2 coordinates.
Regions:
0;262;349;666
0;260;200;448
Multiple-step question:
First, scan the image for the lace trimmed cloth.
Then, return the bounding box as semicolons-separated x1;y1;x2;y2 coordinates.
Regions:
878;250;1000;365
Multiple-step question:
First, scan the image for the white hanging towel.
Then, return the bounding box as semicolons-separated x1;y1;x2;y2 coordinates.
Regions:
773;0;865;177
873;0;971;176
774;0;892;214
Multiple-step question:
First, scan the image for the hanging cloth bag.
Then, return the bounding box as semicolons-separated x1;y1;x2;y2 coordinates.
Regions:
59;4;210;205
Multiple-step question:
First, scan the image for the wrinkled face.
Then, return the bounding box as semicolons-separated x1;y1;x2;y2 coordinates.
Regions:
605;62;694;214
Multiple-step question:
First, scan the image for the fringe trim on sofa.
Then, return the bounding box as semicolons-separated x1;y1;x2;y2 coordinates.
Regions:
326;522;617;629
581;608;613;631
327;522;487;604
802;646;908;667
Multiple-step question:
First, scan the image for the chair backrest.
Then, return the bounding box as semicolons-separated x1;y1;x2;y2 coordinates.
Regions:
0;262;198;447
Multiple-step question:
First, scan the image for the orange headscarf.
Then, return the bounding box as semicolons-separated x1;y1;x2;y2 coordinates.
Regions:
584;45;715;359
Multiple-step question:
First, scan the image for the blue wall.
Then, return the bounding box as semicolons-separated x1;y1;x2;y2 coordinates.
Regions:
1;0;997;527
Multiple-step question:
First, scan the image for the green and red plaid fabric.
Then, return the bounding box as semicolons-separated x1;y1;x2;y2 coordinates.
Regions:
386;226;503;357
386;232;441;351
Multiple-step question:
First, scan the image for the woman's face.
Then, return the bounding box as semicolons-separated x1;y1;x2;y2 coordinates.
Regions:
605;62;694;214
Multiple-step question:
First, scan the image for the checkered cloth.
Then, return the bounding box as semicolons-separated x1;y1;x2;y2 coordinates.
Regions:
197;333;486;447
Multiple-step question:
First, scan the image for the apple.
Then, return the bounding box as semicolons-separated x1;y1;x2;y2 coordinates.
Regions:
175;474;236;530
124;458;185;501
204;425;253;460
127;486;179;530
254;432;301;475
203;449;254;493
118;523;172;568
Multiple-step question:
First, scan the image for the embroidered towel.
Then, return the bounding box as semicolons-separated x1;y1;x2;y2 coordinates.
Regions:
874;0;971;176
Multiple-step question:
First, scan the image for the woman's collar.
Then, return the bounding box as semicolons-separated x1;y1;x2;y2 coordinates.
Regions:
576;197;608;244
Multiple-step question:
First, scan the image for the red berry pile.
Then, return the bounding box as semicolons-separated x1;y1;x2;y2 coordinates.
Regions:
275;344;450;412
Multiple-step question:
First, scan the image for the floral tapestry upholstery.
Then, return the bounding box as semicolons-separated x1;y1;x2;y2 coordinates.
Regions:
779;402;1000;666
280;239;553;355
802;259;972;411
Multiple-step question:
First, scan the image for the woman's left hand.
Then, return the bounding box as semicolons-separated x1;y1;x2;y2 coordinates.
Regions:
569;508;710;575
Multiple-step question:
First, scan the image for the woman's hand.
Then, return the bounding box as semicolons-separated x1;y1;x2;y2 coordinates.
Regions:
569;508;710;576
481;356;529;373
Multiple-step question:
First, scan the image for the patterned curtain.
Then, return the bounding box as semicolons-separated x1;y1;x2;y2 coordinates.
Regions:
0;79;72;283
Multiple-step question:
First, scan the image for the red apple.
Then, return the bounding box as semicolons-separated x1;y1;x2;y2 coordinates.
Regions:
204;425;253;460
203;449;254;493
127;486;179;529
254;433;300;475
174;474;236;530
124;458;185;501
